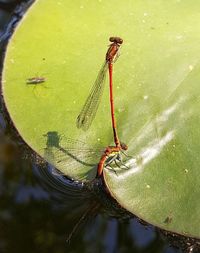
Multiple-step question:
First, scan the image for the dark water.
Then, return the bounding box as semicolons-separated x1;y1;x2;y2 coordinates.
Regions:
0;1;189;252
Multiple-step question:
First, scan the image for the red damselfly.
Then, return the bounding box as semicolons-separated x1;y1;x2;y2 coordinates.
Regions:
76;37;129;176
76;37;123;146
42;132;129;178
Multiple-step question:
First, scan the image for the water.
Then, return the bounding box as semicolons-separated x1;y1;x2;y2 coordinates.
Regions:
0;1;194;252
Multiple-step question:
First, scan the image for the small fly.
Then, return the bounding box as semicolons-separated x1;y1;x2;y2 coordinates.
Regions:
26;77;46;85
26;76;47;97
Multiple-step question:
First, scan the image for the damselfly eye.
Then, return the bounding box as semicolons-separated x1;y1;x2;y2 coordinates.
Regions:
120;142;128;150
117;38;123;44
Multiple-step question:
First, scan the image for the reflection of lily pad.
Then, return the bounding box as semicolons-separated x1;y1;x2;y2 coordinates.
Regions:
2;0;200;238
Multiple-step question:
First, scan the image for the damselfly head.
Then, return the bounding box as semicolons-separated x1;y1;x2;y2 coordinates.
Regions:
109;37;123;45
120;142;128;150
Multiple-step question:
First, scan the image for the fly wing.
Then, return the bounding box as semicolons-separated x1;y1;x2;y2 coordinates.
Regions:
76;61;108;131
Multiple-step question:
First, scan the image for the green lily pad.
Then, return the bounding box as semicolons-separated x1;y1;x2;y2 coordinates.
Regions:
2;0;200;238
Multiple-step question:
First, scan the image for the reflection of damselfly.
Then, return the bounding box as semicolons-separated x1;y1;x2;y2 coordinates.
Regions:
42;132;129;178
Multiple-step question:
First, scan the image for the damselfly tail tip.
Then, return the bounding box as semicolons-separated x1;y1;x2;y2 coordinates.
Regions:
66;236;71;244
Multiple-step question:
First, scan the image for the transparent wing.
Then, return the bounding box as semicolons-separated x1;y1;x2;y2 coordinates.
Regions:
76;61;108;131
40;132;104;176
